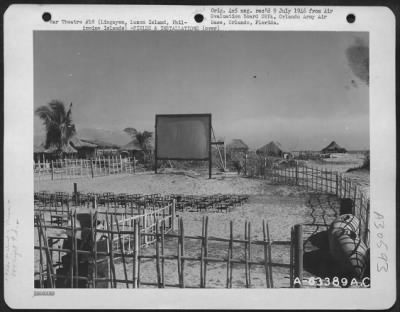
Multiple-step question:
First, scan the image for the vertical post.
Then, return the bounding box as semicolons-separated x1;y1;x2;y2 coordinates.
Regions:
244;153;247;176
155;116;158;174
335;172;339;196
51;160;54;180
74;183;78;206
171;199;176;231
294;224;303;288
90;160;94;178
295;161;299;185
155;220;161;288
133;220;139;288
224;143;227;171
264;157;267;179
133;156;136;174
209;117;212;179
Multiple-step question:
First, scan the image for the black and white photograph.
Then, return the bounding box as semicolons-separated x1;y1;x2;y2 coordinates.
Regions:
32;29;371;289
4;5;396;310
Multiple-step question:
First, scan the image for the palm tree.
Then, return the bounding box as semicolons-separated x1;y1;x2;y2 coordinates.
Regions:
123;127;153;163
35;100;76;156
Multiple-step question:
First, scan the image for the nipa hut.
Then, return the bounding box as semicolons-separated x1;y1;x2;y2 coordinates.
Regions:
80;138;120;157
226;139;249;153
69;136;98;159
321;141;347;153
256;141;285;157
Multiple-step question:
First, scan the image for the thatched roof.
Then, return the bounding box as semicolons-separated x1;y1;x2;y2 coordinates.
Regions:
226;139;249;151
69;136;97;148
321;141;347;153
44;144;78;154
256;141;285;156
81;138;119;149
34;144;46;153
120;140;143;151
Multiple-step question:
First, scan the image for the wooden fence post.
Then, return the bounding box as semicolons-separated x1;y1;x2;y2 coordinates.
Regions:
295;162;299;185
133;156;136;174
171;199;176;232
294;224;303;288
244;153;247;176
133;220;140;288
90;160;94;178
73;183;78;205
51;160;54;180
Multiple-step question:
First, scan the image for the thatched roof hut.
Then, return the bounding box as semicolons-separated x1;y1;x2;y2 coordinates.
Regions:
80;138;120;149
44;144;78;154
321;141;347;153
256;141;285;157
121;141;142;151
226;139;249;153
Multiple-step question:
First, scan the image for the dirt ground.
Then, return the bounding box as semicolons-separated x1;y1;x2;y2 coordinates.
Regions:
35;153;370;288
35;172;351;288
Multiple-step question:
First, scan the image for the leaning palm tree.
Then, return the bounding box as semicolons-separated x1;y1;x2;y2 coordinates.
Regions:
35;100;76;157
123;127;153;163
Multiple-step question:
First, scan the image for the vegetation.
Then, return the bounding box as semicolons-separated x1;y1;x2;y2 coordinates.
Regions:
35;100;76;156
361;151;370;170
123;127;153;164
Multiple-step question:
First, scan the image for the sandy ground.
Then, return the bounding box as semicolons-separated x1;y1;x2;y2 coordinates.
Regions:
35;172;349;288
35;156;370;289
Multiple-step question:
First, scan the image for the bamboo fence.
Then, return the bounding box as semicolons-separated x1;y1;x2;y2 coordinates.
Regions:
34;156;145;181
270;164;369;246
35;213;295;289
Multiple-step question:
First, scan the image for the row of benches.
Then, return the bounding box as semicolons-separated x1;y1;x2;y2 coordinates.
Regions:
34;191;250;213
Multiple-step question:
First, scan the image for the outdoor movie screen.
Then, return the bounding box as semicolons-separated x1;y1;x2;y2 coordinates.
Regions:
156;114;211;160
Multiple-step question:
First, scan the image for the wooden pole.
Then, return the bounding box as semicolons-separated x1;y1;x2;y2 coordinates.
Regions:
133;156;136;174
155;220;161;288
267;222;273;288
294;224;303;288
226;220;232;288
90;160;94;178
289;227;294;288
180;218;185;288
203;216;208;288
36;216;44;288
74;183;78;206
51;160;54;180
244;153;247;176
171;200;176;232
247;222;251;287
244;221;249;288
200;216;205;288
262;220;270;288
73;211;79;288
177;218;182;287
133;220;139;288
115;214;129;288
161;220;165;288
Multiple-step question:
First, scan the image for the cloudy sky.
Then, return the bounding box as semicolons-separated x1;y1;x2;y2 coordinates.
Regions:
34;31;369;150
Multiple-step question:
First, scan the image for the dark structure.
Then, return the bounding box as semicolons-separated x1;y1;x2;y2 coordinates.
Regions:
321;141;347;153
